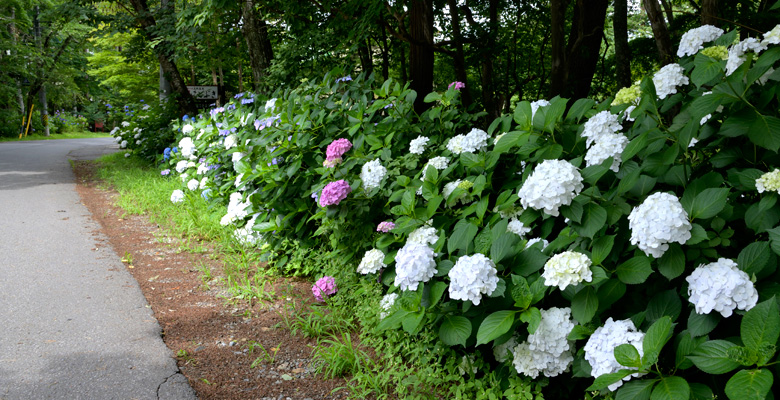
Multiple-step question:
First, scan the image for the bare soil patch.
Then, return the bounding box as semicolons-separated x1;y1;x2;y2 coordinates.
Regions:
72;161;349;400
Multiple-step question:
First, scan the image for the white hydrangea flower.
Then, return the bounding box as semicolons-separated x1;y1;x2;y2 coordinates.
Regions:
232;152;245;164
513;307;576;378
442;180;473;205
235;173;244;189
179;137;196;159
121;121;130;127
408;225;439;247
180;173;188;182
585;133;629;172
494;335;519;363
756;169;780;193
182;124;194;135
197;163;209;175
530;99;550;119
357;249;386;275
518;159;584;217
446;128;490;154
762;24;780;46
582;111;623;147
409;136;430;154
379;293;399;319
584;318;646;391
224;134;238;150
686;258;758;317
542;251;593;291
120;140;127;149
448;254;499;305
114;135;122;143
421;156;451;183
394;242;437;291
265;98;277;112
220;192;250;226
525;237;549;250
507;218;531;237
677;25;724;57
233;213;264;246
652;63;689;99
758;67;775;85
134;133;140;139
187;179;199;191
199;177;208;190
726;37;768;76
361;159;387;191
170;189;184;203
628;192;692;258
622;105;637;122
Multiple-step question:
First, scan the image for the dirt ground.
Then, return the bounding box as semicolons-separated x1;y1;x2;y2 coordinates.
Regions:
72;161;352;400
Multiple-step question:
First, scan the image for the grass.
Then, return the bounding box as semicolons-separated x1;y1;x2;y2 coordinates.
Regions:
0;129;110;142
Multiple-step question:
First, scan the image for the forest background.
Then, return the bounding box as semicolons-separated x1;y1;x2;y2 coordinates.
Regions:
2;0;777;138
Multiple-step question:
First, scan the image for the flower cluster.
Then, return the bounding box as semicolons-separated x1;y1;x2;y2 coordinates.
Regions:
377;221;395;232
584;132;629;172
494;335;519;363
320;180;352;206
443;179;473;206
584;318;646;391
512;307;576;378
179;137;196;159
379;293;398;319
677;25;724;57
409;136;430;154
394;242;437;291
700;45;728;60
542;251;593;291
170;189;184;204
518;159;583;217
233;214;264;246
507;219;531;237
756;169;780;194
530;99;550;119
357;249;386;275
408;224;439;246
448;81;466;90
220;192;250;225
652;63;689;99
361;159;387;190
422;156;450;178
447;128;490;154
686;258;758;317
325;138;352;162
312;276;337;302
611;83;641;106
726;37;767;75
448;254;499;305
628;192;692;258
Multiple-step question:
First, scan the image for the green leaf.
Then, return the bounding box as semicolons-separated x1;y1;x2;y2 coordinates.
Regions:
514;247;548;276
476;311;516;346
591;235;615;265
572;286;599;324
428;281;448;307
747;113;780;152
448;220;478;254
618;168;642;194
598;279;627;309
658;244;685;280
568;325;594;340
692;53;724;87
520;307;542;334
623;132;649;161
423;92;441;103
511;275;533;309
768;226;780;256
376;309;412;331
741;297;780;352
587;370;634;391
439;315;472;347
572;203;607;238
650;376;690;400
738;242;771;276
688;340;741;374
724;369;774;400
646;290;682;323
561;201;584;224
566;98;596;122
493;131;528;154
491;232;520;263
616;379;657;400
688;188;729;220
615;343;642;368
688;311;721;337
643;316;673;366
617;256;653;284
402;311;424;333
686;224;707;245
513;101;532;129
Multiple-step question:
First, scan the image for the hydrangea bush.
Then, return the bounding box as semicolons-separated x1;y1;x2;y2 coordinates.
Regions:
159;23;780;398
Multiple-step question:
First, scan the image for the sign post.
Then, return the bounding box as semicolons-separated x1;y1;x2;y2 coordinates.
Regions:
186;86;219;109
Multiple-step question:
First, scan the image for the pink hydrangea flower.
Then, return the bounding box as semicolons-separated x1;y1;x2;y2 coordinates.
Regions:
448;81;466;90
319;180;352;206
312;276;337;302
323;157;342;168
326;138;352;161
377;221;396;232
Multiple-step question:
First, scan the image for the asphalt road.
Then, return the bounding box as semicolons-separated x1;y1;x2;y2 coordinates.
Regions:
0;138;195;399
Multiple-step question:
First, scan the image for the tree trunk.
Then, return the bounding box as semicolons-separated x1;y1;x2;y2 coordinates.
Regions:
241;0;274;94
566;0;609;100
701;0;719;26
659;0;674;24
643;0;675;66
614;0;632;89
358;39;374;76
8;8;26;133
409;0;434;114
549;0;569;98
379;22;390;81
236;38;244;93
33;5;50;136
129;0;196;116
400;42;408;83
446;0;472;107
481;0;500;118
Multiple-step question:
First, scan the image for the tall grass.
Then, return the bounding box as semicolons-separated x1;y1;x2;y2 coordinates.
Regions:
0;130;110;142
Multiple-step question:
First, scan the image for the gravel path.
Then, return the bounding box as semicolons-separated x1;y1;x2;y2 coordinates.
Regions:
0;139;195;399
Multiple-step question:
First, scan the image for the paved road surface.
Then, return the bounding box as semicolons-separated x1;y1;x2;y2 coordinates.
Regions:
0;139;195;399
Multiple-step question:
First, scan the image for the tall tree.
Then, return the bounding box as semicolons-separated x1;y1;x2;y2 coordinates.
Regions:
408;0;434;114
701;0;719;26
241;0;273;93
614;0;632;89
642;0;674;65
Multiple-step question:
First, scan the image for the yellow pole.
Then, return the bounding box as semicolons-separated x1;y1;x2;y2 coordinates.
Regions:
24;104;34;138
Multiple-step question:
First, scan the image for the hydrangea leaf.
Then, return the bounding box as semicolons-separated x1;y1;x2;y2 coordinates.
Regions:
490;232;519;263
650;376;690;400
658;244;685;280
688;340;741;374
597;279;626;310
622;132;649;162
401;310;425;334
519;307;541;334
617;256;653;284
566;98;596;123
642;316;673;367
438;315;472;347
687;310;720;337
737;241;771;276
689;383;714;400
686;223;708;245
571;203;607;238
586;369;634;391
741;297;780;352
746;112;780;152
615;343;642;368
675;332;705;370
615;379;656;400
510;275;532;309
745;202;780;234
447;220;478;254
646;290;682;323
513;247;547;276
427;281;448;308
767;226;780;256
476;310;517;346
376;309;412;332
513;101;532;129
692;53;725;88
688;188;729;220
568;325;593;341
571;286;599;324
724;369;773;400
591;235;615;266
